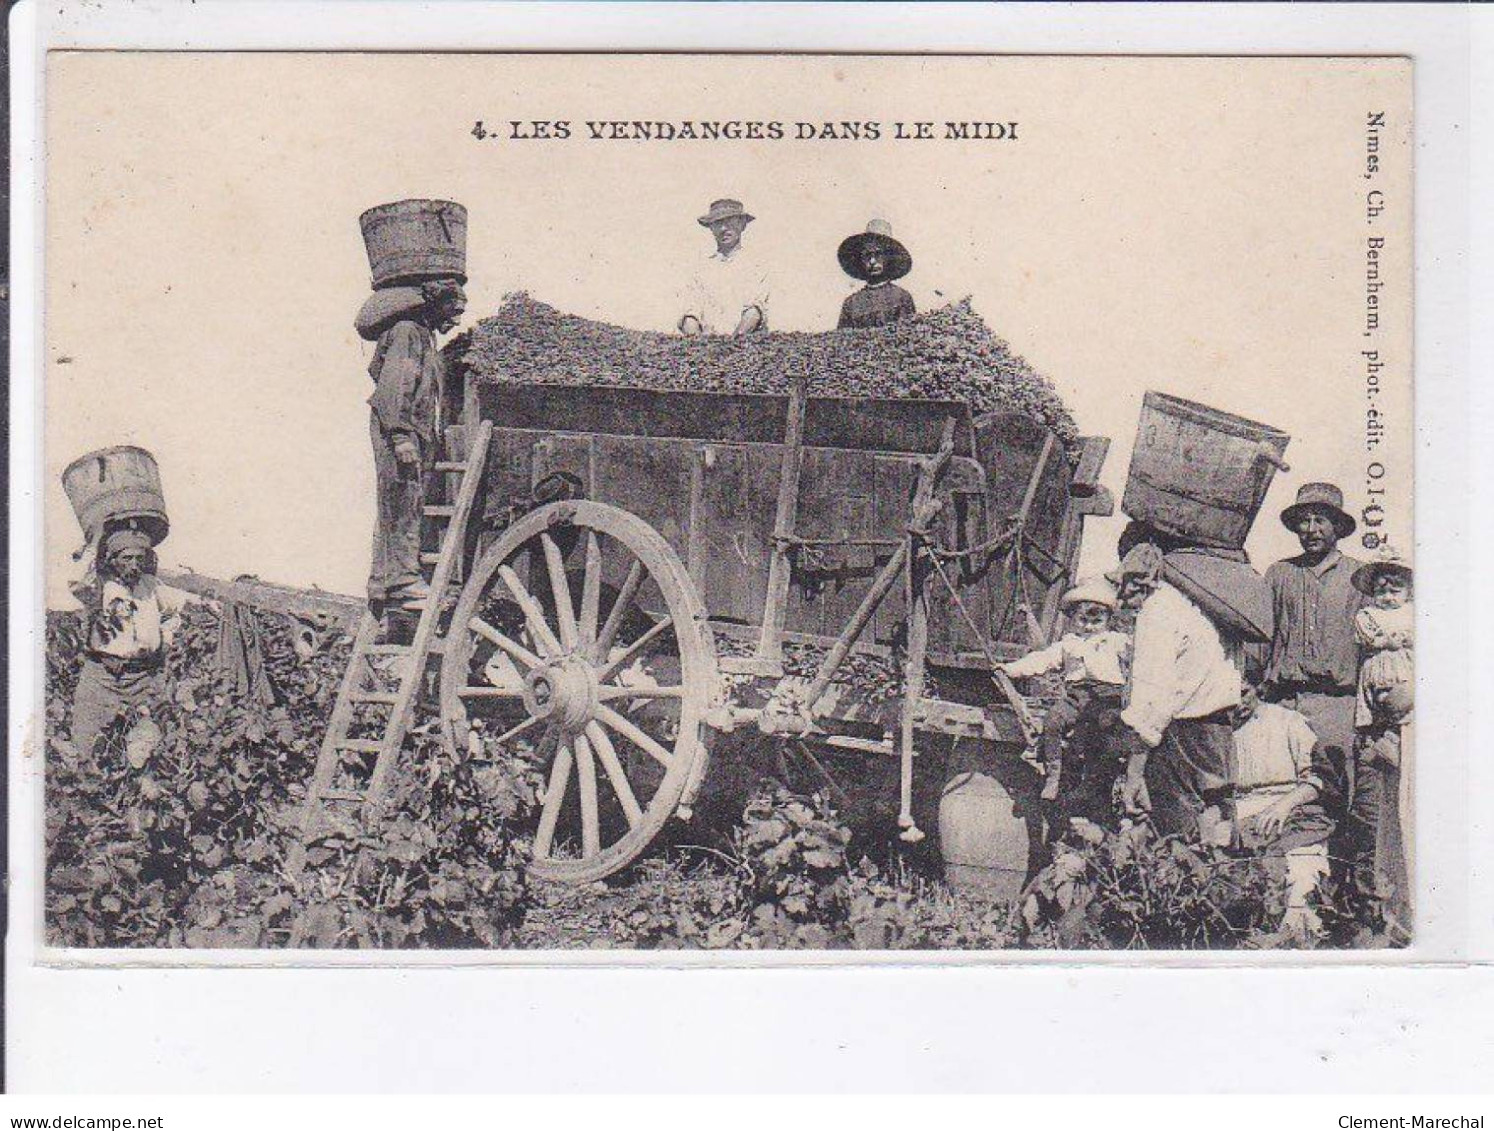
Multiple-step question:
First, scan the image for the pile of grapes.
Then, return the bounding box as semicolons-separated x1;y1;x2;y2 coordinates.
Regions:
446;294;1080;456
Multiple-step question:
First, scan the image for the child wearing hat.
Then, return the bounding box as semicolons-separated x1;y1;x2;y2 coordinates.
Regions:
836;220;917;329
1352;549;1414;729
998;577;1132;822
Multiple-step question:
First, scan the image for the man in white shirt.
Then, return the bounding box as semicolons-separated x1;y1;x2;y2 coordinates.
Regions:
678;198;770;337
1111;543;1242;839
1230;660;1339;936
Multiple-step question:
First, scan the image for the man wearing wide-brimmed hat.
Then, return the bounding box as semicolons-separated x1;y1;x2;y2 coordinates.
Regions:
678;198;770;337
1264;481;1368;886
836;219;916;329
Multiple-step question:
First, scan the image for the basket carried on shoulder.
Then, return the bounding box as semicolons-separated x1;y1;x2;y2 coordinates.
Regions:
1122;391;1290;551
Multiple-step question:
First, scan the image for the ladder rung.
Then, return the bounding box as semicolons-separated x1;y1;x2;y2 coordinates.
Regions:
350;690;398;705
423;505;455;518
420;552;441;565
433;461;467;472
367;643;410;655
339;739;382;754
320;789;366;803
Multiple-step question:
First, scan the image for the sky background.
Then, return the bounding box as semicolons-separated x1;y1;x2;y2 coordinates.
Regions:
44;53;1411;606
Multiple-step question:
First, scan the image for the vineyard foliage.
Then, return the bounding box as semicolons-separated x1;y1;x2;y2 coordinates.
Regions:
44;601;1290;951
46;603;532;949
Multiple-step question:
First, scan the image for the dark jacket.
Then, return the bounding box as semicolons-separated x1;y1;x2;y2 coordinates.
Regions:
367;319;442;447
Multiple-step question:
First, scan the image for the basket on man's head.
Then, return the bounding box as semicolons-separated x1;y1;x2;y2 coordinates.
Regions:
62;445;169;553
359;199;468;290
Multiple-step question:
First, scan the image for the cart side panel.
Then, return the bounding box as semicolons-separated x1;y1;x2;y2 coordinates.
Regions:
692;443;779;627
924;475;997;663
969;413;1079;655
785;446;880;639
476;384;976;456
870;455;916;645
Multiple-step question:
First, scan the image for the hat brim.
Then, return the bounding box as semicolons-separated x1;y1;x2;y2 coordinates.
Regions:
838;232;913;282
698;211;755;228
1061;594;1116;612
1280;502;1356;540
1351;560;1413;596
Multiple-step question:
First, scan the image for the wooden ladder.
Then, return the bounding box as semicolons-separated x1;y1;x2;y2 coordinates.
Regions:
291;420;494;864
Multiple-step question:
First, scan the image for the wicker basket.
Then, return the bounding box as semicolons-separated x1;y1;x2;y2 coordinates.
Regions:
359;199;467;288
62;445;169;546
1122;392;1290;550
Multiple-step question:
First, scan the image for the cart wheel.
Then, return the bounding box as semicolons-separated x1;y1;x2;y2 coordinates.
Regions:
441;500;718;883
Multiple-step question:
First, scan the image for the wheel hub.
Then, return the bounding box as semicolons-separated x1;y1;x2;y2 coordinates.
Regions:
522;658;597;735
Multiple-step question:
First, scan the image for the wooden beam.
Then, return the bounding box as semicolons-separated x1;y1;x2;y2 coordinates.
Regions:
159;569;363;628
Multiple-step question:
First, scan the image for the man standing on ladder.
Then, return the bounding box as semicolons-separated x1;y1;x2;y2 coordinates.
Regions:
355;199;468;634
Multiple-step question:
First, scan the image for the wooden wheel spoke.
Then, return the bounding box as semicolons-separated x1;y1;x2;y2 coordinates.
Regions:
487;714;545;750
458;686;526;699
596;616;675;684
595;559;645;662
596;684;685;702
498;564;565;658
579;531;603;652
541;533;579;651
585;721;643;830
573;731;602;859
533;740;574;860
469;615;543;671
595;705;676;770
441;499;717;885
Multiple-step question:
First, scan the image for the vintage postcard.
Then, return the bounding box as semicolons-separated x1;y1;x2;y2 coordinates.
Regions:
39;52;1413;955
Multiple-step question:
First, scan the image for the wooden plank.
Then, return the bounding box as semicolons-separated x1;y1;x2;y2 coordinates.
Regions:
871;455;915;646
756;376;808;663
160;569;363;629
590;435;691;621
971;413;1074;648
694;444;777;626
477;384;977;457
785;446;876;640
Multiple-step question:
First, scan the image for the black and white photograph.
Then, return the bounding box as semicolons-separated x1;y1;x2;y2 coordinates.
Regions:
34;51;1415;955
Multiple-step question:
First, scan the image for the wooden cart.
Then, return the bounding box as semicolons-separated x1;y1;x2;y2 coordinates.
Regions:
297;373;1114;883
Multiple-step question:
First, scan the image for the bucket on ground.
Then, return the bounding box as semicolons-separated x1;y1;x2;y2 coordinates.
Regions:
1121;391;1290;551
359;199;468;289
62;445;169;547
938;771;1030;902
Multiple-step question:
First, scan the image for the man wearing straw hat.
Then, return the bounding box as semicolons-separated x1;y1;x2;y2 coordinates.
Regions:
357;199;468;621
836;219;917;329
1263;482;1368;881
678;198;770;337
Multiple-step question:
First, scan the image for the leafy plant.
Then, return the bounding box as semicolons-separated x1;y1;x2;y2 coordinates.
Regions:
733;786;853;949
1018;819;1289;950
45;602;535;949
